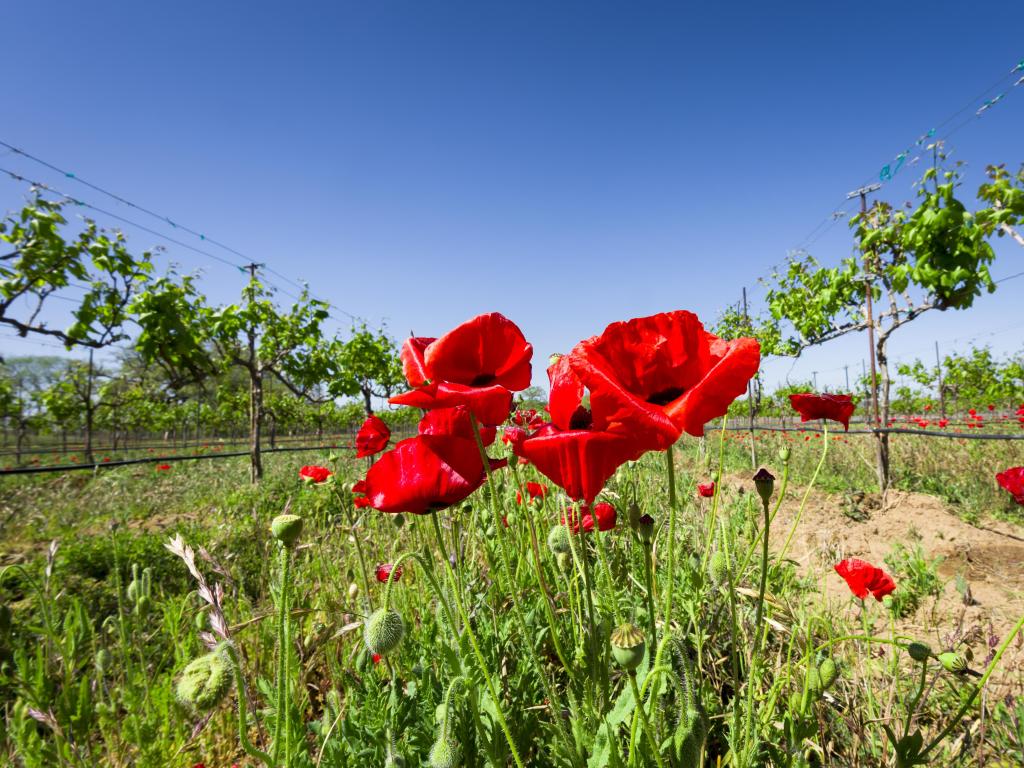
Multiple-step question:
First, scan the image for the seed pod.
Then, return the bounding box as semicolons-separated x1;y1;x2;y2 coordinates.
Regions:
818;657;838;689
428;737;460;768
547;524;571;555
364;608;404;656
270;514;303;547
175;646;233;711
779;446;791;463
938;651;969;675
907;642;932;662
752;468;775;507
709;551;729;586
610;623;646;671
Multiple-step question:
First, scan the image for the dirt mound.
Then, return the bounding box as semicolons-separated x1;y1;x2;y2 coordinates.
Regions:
729;474;1024;689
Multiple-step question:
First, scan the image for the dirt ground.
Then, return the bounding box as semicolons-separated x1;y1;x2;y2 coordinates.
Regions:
733;473;1024;692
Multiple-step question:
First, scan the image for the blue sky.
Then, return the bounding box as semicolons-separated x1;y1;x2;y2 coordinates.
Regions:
1;1;1022;396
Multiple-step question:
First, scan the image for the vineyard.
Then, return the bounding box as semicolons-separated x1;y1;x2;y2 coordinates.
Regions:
4;8;1024;768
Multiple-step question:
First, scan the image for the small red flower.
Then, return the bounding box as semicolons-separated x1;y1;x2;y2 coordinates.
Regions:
300;465;333;484
372;653;382;665
988;404;996;411
516;481;548;504
938;418;949;428
788;393;855;431
996;466;1024;506
375;563;402;583
102;457;111;463
923;403;932;411
587;502;617;532
356;414;391;458
156;463;171;471
697;481;715;498
834;558;896;601
968;408;977;416
389;313;533;425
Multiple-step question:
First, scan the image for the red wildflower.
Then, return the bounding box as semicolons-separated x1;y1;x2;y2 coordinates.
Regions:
156;463;171;471
564;311;760;449
375;563;403;583
516;481;548;504
356;414;391;458
511;356;646;503
697;481;715;498
390;313;533;425
353;435;506;514
372;653;382;665
789;393;856;431
834;558;897;601
300;465;333;484
418;405;496;445
969;408;977;416
586;502;617;532
938;418;949;428
511;408;544;428
988;404;996;411
923;403;932;411
996;466;1024;506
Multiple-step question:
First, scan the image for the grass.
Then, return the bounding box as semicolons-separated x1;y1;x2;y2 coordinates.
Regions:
0;429;1023;767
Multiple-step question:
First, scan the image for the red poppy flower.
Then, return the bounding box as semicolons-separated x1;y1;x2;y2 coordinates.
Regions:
585;502;617;532
924;403;932;411
418;405;496;445
996;466;1024;506
938;418;949;428
502;426;528;447
156;463;171;471
353;435;506;514
389;313;533;425
511;356;645;503
988;404;996;411
516;481;548;504
375;563;403;583
372;653;382;665
512;408;544;428
300;465;333;484
356;414;391;458
968;408;977;416
788;393;856;431
834;558;896;601
563;311;760;448
697;481;715;498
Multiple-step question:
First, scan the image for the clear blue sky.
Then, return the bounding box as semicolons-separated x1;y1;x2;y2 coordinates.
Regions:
2;1;1022;395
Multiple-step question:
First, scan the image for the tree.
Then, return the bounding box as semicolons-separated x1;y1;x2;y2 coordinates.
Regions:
0;195;152;348
977;164;1024;248
742;160;997;490
132;269;338;481
332;324;404;415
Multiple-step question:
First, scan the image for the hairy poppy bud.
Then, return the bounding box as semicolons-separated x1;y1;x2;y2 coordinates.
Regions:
637;514;655;544
752;468;775;507
434;702;448;725
95;648;111;674
804;667;822;697
555;552;572;572
673;707;706;766
627;502;643;529
907;642;932;662
428;737;460;768
610;623;646;671
709;551;729;586
271;514;303;547
547;524;571;555
176;646;233;711
818;657;838;689
364;608;404;656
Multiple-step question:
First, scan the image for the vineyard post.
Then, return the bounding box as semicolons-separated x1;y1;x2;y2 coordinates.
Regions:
244;262;265;483
935;341;946;419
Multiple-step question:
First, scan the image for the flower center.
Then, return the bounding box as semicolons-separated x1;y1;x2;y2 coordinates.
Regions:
569;406;593;430
646;387;685;406
471;373;496;386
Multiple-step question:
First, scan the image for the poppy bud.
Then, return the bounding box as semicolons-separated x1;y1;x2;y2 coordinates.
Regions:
428;737;460;768
752;468;775;507
637;514;655;544
348;583;359;601
938;651;969;675
709;551;729;586
271;514;303;547
555;552;572;572
804;667;822;698
547;525;571;556
176;646;234;711
627;502;643;529
673;707;706;766
818;657;838;689
610;623;646;672
907;642;932;662
364;608;404;656
95;648;111;674
779;446;791;463
434;702;447;725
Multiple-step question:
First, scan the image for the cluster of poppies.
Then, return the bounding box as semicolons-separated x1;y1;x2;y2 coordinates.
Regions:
350;310;761;513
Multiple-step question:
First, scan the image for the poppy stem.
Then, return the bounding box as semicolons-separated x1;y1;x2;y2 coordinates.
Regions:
429;513;526;768
223;643;274;767
779;421;829;563
628;671;666;768
661;443;678;633
753;491;771;652
272;544;290;765
338;489;374;612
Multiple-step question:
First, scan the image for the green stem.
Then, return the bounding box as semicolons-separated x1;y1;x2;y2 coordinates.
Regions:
272;546;288;764
779;423;828;563
430;514;526;768
628;673;665;768
641;543;657;644
340;493;374;612
661;444;678;634
903;660;929;738
225;643;274;767
753;494;770;651
738;460;790;575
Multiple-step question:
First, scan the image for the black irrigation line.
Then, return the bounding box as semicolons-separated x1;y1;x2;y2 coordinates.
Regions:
0;434;358;458
0;443;351;476
709;423;1024;440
